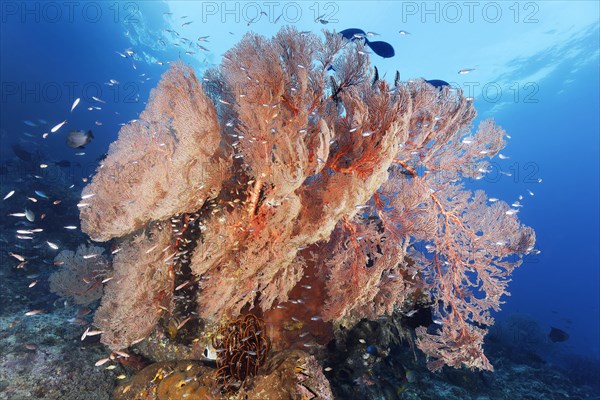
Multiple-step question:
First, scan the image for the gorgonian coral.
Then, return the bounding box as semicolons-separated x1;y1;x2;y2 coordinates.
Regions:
78;27;535;371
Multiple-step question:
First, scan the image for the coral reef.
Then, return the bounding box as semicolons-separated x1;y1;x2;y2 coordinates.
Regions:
49;244;109;306
75;26;535;374
93;224;175;350
0;308;116;400
112;350;333;400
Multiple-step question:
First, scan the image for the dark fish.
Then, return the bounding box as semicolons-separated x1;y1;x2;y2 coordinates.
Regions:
366;40;395;58
67;130;94;149
12;144;33;161
425;79;450;89
366;345;378;356
54;160;79;168
372;66;379;87
331;76;341;104
394;71;400;87
339;28;366;41
548;327;569;343
338;28;395;58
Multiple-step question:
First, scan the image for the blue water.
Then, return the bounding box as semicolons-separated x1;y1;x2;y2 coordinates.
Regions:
1;0;598;397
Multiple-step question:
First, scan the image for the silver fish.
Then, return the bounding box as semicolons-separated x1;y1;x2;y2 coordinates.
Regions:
51;120;67;133
70;98;80;112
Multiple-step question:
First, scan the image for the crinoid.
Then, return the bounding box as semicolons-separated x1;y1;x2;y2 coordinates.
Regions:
213;314;271;393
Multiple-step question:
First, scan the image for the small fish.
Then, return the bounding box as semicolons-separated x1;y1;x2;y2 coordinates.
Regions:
70;97;80;112
9;212;26;217
405;309;419;317
3;190;15;200
24;343;37;351
358;338;366;344
64;226;77;230
10;252;25;262
426;79;450;89
35;190;49;199
83;253;99;259
47;241;59;250
116;375;126;380
488;198;499;202
458;68;476;75
23;120;37;127
81;193;95;200
51;120;67;133
25;309;44;316
548;327;569;343
361;131;373;137
29;280;38;288
113;350;130;358
498;153;509;160
177;317;191;330
95;358;110;366
25;209;35;222
324;367;333;371
92;96;106;103
527;189;534;196
398;30;411;35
